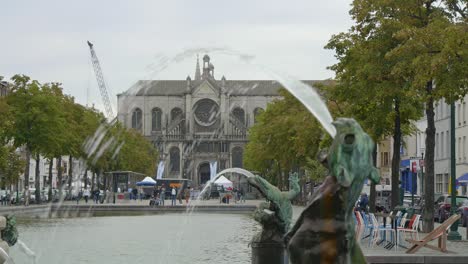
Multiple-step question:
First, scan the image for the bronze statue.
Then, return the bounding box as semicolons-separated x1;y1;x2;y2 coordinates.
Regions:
248;172;300;243
285;118;380;264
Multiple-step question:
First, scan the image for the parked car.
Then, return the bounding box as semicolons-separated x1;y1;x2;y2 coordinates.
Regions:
434;194;468;223
456;200;468;227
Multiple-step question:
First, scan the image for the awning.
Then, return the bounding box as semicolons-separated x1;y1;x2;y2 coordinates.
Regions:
136;176;157;186
457;173;468;183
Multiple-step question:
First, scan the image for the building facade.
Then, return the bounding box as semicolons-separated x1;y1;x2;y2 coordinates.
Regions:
402;96;468;196
117;55;319;186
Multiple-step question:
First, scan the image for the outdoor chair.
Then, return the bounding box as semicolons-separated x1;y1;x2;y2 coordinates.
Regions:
369;213;396;250
405;214;461;254
398;214;421;246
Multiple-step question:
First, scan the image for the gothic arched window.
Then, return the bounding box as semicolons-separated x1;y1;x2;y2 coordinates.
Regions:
171;107;183;121
131;108;142;131
170;147;180;172
232;147;243;168
253;107;264;124
151;108;162;131
232;107;245;124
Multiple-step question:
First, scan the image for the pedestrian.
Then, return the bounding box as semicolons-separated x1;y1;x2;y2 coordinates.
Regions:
84;188;90;203
171;187;176;206
76;190;82;204
239;188;245;203
94;189;100;204
359;193;368;213
160;185;166;206
132;188;138;201
184;187;191;204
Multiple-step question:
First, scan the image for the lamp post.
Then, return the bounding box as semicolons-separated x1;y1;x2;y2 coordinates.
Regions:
420;152;424;197
448;102;461;240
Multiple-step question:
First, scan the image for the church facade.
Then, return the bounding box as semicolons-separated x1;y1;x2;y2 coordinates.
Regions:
117;55;317;186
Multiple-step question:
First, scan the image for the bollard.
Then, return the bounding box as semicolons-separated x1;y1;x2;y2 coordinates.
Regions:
251;242;288;264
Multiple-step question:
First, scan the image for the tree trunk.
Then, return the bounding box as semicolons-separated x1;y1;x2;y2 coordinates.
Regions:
369;144;378;212
84;168;88;189
391;98;402;210
68;156;73;197
57;156;63;200
91;170;95;192
96;170;100;190
35;153;41;204
423;81;435;233
24;147;31;190
48;158;53;202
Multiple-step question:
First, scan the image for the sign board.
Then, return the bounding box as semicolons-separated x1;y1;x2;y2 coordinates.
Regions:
411;161;417;173
419;159;424;167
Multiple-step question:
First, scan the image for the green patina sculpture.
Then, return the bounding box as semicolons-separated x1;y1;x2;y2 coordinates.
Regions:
285;118;380;264
1;215;18;247
248;172;300;243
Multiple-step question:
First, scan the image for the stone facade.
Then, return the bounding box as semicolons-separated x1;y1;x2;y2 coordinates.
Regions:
118;55;319;186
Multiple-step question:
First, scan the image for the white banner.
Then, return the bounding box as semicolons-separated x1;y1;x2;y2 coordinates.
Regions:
210;161;217;182
156;161;165;180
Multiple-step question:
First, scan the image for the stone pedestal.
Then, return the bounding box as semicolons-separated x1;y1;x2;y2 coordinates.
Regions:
0;216;9;264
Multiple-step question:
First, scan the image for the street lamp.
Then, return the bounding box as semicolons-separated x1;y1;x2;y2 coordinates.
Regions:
448;102;461;240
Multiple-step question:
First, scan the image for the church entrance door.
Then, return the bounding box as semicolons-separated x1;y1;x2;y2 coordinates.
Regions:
199;162;211;184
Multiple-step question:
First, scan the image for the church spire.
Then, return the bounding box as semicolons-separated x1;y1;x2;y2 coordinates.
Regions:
194;54;201;81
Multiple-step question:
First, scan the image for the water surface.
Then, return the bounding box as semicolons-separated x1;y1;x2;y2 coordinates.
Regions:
10;213;259;264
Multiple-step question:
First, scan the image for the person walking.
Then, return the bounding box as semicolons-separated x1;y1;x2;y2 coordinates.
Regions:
83;188;90;203
359;193;369;213
94;189;100;204
76;190;82;204
171;187;176;206
160;185;166;206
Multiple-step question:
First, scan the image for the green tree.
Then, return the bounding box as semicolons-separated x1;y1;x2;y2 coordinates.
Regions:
326;0;468;231
0;146;25;189
6;75;67;203
244;89;324;190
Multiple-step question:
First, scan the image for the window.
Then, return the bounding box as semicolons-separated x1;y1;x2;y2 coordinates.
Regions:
458;104;461;125
441;132;444;158
232;107;245;124
253;107;264;124
459;137;462;161
131;108;142;130
447;130;450;158
232;147;243;168
151;108;162;131
441;100;444;118
463;102;466;124
171;107;183;121
436;174;443;193
436;133;439;159
169;147;180;172
464;136;466;160
383;152;389;167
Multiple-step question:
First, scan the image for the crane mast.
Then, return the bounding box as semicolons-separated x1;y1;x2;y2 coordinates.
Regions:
87;41;114;119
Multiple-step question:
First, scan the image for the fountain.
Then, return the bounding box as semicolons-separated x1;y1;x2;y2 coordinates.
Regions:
0;215;18;264
2;50;380;264
285;118;379;264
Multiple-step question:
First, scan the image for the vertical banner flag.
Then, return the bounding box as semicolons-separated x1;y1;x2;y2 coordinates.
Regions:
156;161;165;180
210;161;217;182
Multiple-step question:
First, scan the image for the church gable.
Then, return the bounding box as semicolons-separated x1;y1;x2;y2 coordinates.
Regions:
193;80;219;97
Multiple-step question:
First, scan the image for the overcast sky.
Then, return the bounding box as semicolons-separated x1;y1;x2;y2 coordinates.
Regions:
1;0;353;111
